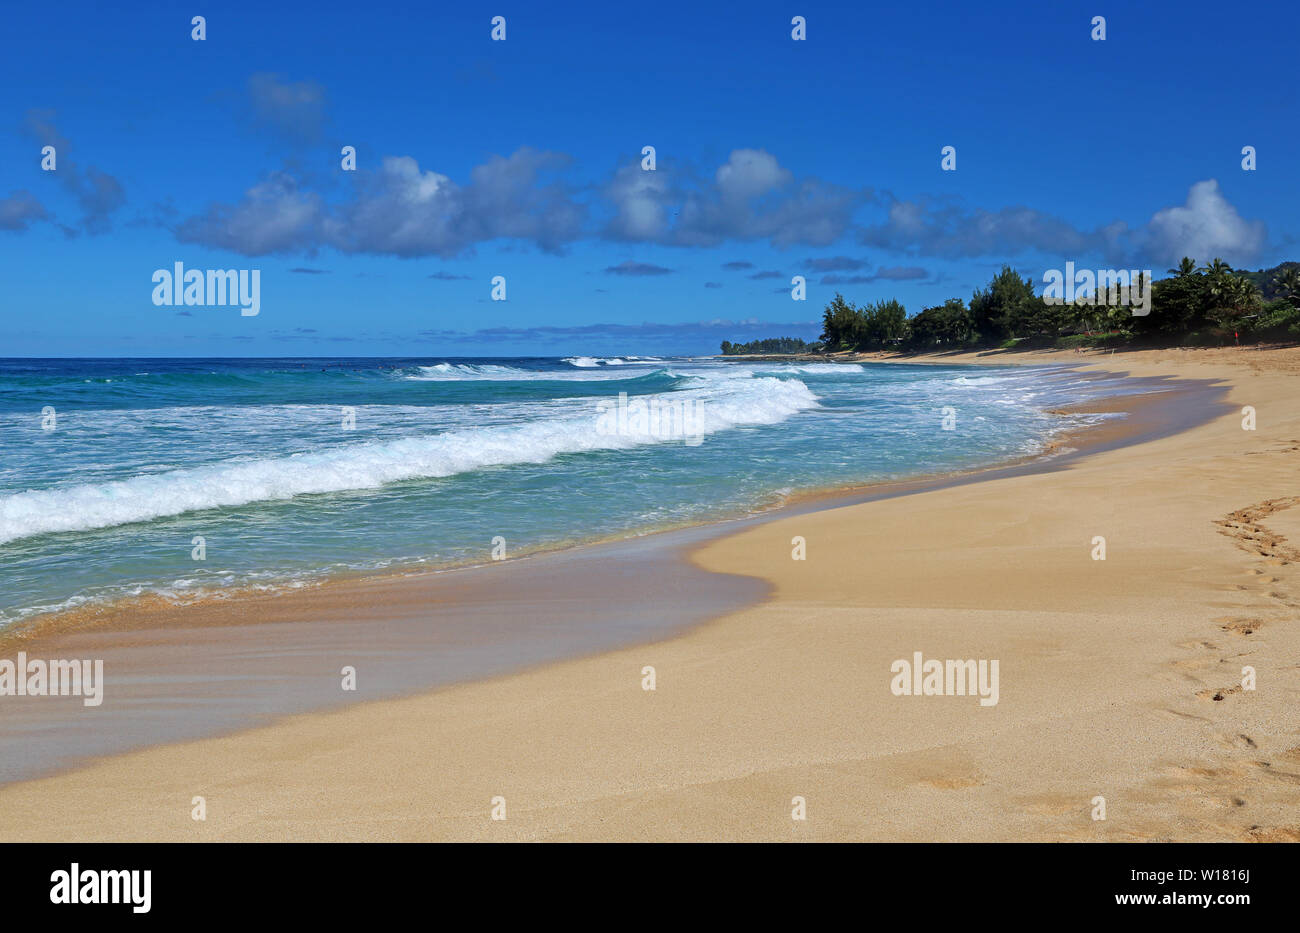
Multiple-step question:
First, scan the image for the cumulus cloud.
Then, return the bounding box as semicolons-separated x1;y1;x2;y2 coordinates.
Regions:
715;148;791;200
604;149;865;248
674;149;862;247
176;172;325;254
860;196;1103;259
174;148;584;258
603;161;672;241
1140;179;1266;266
859;180;1266;268
333;155;460;256
334;149;583;257
164;117;1264;273
168;145;857;258
184;145;861;256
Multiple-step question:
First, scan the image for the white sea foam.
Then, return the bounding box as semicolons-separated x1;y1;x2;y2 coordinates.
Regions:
405;362;650;382
405;363;534;380
562;356;647;368
0;376;818;544
759;363;866;375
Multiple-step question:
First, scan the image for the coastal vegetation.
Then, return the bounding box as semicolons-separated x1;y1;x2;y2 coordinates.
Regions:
719;337;819;355
722;259;1300;354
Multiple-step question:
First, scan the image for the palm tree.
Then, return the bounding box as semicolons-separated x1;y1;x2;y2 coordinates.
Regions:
1201;258;1236;305
1228;277;1259;311
1205;276;1258;338
1271;266;1300;305
1168;257;1198;278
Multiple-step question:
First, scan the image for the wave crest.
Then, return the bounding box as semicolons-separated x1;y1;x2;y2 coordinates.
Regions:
0;377;818;544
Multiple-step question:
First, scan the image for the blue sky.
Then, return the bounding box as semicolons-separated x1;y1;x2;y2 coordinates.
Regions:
1;0;1296;356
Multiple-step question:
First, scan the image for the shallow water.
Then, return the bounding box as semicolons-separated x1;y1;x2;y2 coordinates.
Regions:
0;356;1144;626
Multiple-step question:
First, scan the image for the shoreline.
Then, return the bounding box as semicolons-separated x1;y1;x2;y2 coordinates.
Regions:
0;359;1196;654
2;348;1289;842
0;364;1206;785
0;368;1221;787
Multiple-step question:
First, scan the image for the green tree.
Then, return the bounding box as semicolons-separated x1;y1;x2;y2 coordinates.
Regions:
720;336;817;355
1200;258;1236;307
820;293;867;349
907;298;973;349
1142;273;1209;336
863;298;909;347
970;266;1040;340
1206;276;1259;333
1271;266;1300;307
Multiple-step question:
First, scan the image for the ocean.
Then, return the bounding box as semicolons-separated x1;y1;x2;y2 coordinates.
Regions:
0;356;1139;627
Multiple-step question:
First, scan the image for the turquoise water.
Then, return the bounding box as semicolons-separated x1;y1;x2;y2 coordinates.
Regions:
0;356;1137;625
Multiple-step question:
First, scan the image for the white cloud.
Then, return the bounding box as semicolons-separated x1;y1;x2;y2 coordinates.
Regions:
859;180;1267;268
1142;179;1266;265
607;148;863;248
714;149;790;200
177;173;324;254
604;162;671;240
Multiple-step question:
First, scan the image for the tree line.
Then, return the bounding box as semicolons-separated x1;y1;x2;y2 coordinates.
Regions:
722;259;1300;354
719;336;818;355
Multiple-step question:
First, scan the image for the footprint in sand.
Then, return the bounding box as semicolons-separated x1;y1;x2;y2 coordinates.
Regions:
1212;732;1257;750
1215;616;1264;636
1195;683;1243;702
1215;497;1300;564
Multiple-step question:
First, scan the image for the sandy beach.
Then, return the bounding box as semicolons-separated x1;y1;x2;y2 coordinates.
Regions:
2;346;1297;842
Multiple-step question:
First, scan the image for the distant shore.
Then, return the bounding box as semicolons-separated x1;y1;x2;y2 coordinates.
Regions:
718;341;1299;366
2;347;1297;840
